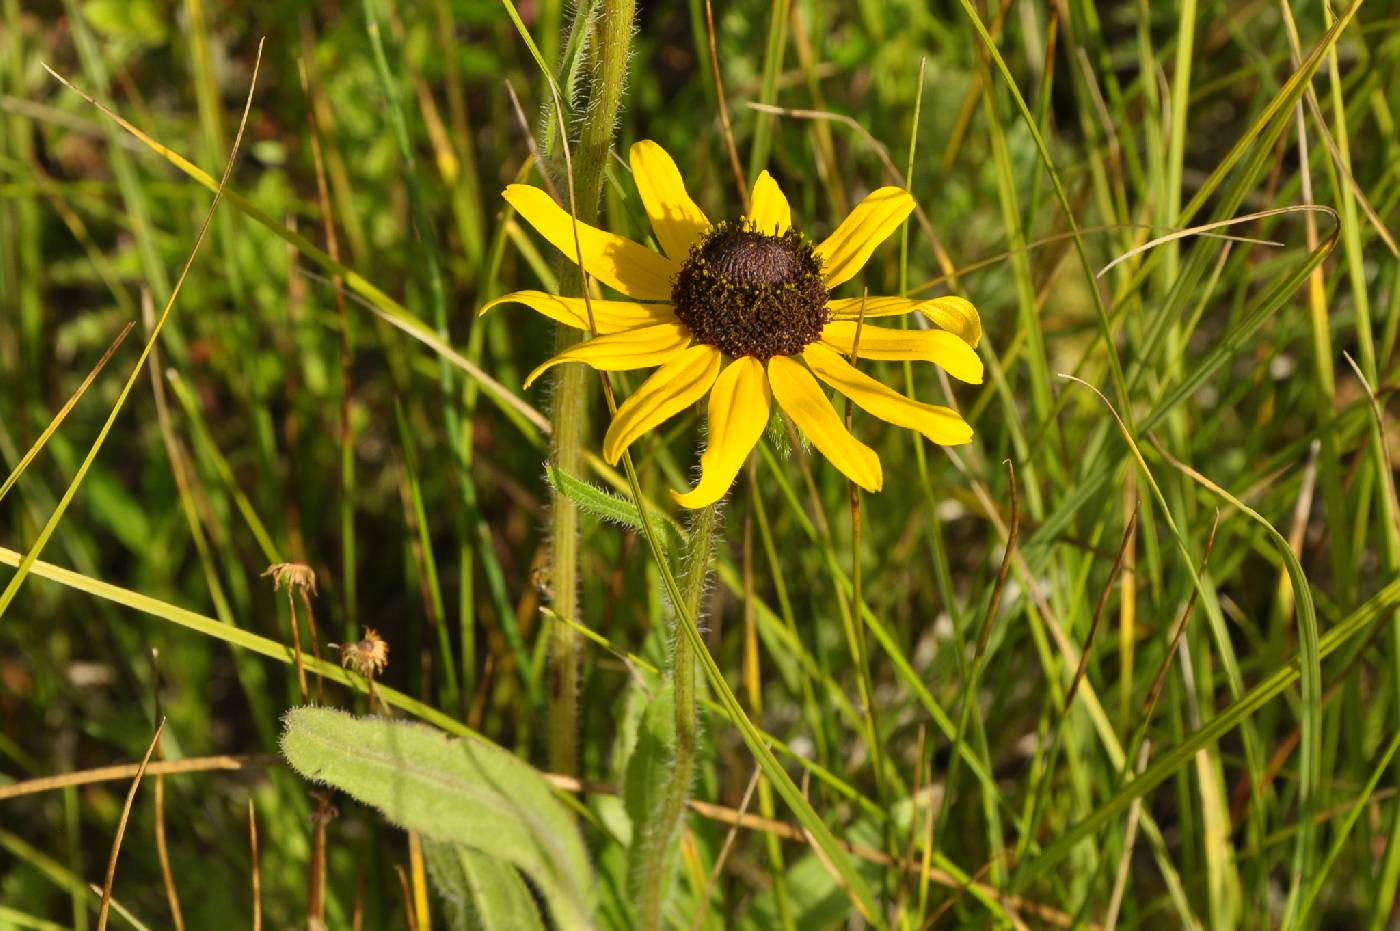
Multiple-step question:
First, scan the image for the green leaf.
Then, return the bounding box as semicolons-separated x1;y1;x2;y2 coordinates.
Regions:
623;682;675;831
609;682;653;800
623;682;685;922
423;840;546;931
592;834;636;931
82;0;167;47
746;854;847;930
546;465;677;546
280;707;593;931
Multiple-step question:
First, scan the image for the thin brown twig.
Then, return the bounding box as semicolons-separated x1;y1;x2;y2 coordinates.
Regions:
153;767;183;931
249;799;261;931
892;724;927;920
395;865;419;931
1063;508;1139;712
0;754;281;800
286;585;309;701
920;848;1029;931
1096;204;1337;278
149;649;185;931
97;718;165;931
974;460;1019;660
300;586;326;703
503;79;563;204
1143;510;1223;717
307;792;335;931
688;767;761;931
705;0;749;209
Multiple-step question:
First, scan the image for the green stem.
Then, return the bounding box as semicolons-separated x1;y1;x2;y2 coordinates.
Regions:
546;0;636;776
635;503;720;931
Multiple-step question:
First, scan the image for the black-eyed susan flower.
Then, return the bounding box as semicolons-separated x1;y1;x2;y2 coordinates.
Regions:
486;140;983;508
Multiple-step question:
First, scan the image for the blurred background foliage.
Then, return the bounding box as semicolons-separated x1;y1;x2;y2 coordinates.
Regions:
3;0;1400;927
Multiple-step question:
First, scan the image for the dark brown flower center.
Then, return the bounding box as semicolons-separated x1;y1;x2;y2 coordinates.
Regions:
671;223;828;360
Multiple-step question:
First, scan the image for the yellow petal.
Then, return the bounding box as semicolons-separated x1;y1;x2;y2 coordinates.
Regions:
801;343;973;446
629;141;711;261
522;323;691;389
504;184;678;300
828;295;982;348
601;345;722;463
746;171;791;236
672;357;771;508
767;355;882;491
480;290;678;334
814;187;916;288
820;321;983;384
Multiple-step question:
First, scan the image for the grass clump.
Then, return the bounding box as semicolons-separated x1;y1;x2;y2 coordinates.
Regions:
2;1;1400;928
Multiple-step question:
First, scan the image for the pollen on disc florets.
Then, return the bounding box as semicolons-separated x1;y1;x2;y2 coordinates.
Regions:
671;222;829;360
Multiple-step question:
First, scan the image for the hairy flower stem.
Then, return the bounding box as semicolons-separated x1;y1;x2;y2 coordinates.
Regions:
635;502;720;931
545;0;636;777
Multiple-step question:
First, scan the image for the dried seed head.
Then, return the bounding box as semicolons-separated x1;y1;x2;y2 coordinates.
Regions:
671;222;828;360
262;562;318;596
338;627;389;677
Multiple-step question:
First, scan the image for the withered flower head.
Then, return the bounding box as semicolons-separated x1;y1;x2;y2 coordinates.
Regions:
262;562;318;597
338;627;389;677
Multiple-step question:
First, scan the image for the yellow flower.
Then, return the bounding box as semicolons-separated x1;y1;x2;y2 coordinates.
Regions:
486;140;983;509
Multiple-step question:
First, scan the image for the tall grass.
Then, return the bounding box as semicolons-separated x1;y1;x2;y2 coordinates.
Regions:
2;1;1398;928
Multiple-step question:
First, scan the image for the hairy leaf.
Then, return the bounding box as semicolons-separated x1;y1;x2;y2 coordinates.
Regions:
623;682;675;831
281;708;592;931
623;682;684;919
546;465;678;546
423;839;546;931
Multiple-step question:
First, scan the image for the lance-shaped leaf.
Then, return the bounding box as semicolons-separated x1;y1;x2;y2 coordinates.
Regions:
423;839;546;931
281;707;593;931
546;465;680;548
